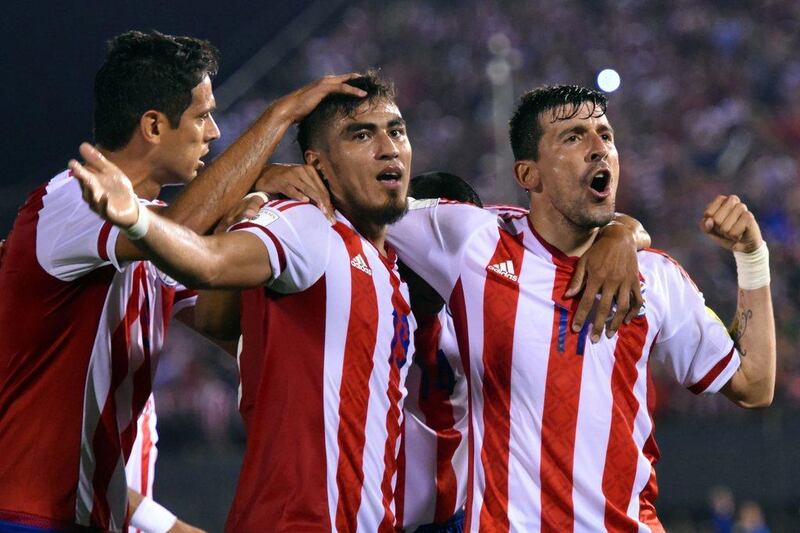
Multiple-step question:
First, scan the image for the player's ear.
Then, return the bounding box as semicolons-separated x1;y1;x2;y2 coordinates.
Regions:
513;160;542;193
304;149;326;179
139;110;167;145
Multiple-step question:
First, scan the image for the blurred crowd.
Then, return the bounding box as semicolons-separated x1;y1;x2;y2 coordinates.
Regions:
152;0;797;445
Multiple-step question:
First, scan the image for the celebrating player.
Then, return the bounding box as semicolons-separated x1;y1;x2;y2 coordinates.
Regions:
386;85;776;531
0;29;362;531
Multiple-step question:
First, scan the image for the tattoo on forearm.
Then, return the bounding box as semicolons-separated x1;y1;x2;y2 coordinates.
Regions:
731;306;753;357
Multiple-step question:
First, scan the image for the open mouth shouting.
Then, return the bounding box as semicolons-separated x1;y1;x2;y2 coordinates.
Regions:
587;167;612;199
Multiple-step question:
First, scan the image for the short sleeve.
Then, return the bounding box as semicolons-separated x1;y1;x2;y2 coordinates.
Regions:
156;271;197;316
228;201;331;294
387;199;496;300
648;252;740;395
36;176;123;281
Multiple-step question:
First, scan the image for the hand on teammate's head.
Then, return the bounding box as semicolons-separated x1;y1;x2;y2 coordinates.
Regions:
272;73;367;125
701;195;763;253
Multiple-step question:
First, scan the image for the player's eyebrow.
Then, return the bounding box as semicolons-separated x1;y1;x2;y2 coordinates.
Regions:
343;122;378;134
597;123;614;136
557;124;588;140
198;103;216;116
387;117;406;129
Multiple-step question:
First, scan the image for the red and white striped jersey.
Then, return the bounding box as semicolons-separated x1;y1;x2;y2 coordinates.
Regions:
396;308;468;530
226;199;414;533
0;171;195;532
387;200;740;532
126;395;158;533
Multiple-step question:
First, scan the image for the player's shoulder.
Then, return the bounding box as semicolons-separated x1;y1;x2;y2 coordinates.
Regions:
235;198;327;230
408;197;496;225
639;247;699;290
42;170;83;203
639;247;684;270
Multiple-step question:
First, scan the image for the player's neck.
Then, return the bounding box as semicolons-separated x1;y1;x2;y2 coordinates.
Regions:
529;207;599;257
99;147;162;201
358;222;389;256
337;206;391;257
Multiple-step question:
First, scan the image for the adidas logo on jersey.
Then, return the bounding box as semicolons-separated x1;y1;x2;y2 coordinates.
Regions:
487;260;518;282
351;254;372;275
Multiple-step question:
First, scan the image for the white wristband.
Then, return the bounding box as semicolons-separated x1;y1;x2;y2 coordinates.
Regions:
125;204;151;240
244;191;270;206
733;241;770;290
130;496;177;533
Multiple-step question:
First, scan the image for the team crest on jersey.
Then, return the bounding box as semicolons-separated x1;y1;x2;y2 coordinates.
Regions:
487;259;518;282
389;309;410;369
249;209;279;226
157;269;180;287
350;254;372;276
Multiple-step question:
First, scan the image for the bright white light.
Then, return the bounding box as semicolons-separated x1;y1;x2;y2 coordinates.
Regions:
597;69;621;92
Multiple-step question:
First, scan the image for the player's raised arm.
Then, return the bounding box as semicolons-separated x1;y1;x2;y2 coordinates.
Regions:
114;74;365;261
69;150;271;289
702;195;775;408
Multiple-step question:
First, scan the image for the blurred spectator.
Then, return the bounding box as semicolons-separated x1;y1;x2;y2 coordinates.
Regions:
710;486;736;533
735;500;771;533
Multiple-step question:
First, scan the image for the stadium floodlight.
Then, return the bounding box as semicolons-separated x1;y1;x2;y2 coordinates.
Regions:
597;68;621;93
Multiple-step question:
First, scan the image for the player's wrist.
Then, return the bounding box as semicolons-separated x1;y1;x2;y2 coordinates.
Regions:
124;204;151;240
599;221;635;245
244;191;270;206
733;241;769;290
130;496;177;533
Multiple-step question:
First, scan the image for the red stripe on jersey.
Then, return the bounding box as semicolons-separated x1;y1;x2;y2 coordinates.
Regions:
230;222;288;273
125;274;155;462
333;224;380;533
395;419;407;528
478;229;525;532
688;347;735;394
173;289;196;304
97;222;112;261
539;251;583;532
638;433;664;532
414;314;461;523
90;263;145;527
378;268;411;532
277;200;307;212
639;342;663;531
139;409;153;497
448;279;474;531
237;288;267;432
225;280;330;531
602;317;650;531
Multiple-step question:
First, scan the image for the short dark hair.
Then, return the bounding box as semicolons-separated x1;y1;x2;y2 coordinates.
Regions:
94;30;219;151
410;171;483;207
509;85;607;161
296;70;395;155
